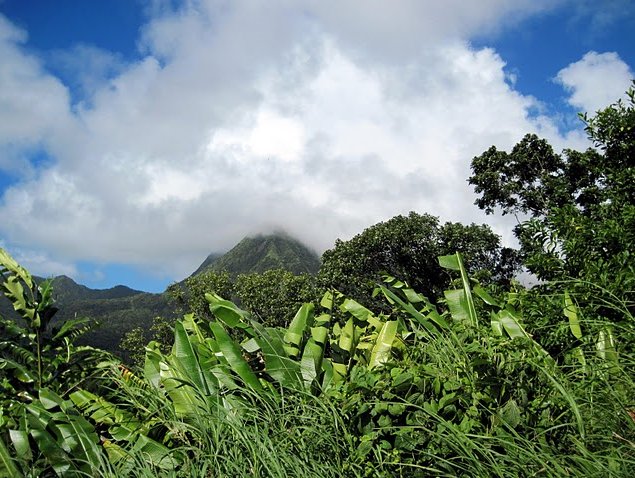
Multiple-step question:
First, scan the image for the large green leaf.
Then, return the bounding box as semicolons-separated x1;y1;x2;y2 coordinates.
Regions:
209;321;263;391
132;434;178;470
144;341;163;389
173;321;209;394
563;291;582;339
253;325;302;389
8;428;31;462
206;293;253;334
340;298;373;323
444;289;471;324
300;338;324;390
0;435;23;478
439;252;478;327
319;290;335;310
378;284;447;333
597;327;618;363
369;320;398;369
283;303;314;358
473;284;500;307
331;362;348;383
338;317;355;354
496;308;530;339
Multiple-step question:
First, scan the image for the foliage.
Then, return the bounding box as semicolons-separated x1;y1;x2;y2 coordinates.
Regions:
2;87;635;475
319;211;519;310
0;249;110;476
2;245;635;476
119;316;175;368
0;248;107;404
195;233;321;276
469;82;635;309
234;269;319;328
166;270;233;321
328;255;635;476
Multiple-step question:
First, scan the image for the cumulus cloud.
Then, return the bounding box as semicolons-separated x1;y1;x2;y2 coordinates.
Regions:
556;51;633;113
0;15;73;172
0;1;625;283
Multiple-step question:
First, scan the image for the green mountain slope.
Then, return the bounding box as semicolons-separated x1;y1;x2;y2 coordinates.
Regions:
194;233;320;277
55;293;176;352
50;275;144;302
0;233;320;356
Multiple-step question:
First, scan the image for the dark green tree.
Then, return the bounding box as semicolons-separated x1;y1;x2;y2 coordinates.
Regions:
166;270;233;320
468;82;635;309
318;212;519;308
234;269;319;328
119;315;175;368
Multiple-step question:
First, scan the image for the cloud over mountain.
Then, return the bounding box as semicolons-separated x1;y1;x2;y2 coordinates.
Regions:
0;1;632;283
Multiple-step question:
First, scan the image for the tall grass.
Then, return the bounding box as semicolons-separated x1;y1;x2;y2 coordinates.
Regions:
93;364;363;477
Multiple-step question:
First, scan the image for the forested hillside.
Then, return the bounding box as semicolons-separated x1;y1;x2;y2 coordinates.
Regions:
192;233;321;276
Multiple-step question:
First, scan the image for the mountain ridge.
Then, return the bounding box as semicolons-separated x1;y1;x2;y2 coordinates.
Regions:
1;232;322;355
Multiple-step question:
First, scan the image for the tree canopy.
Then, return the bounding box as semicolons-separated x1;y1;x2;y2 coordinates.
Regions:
469;81;635;312
319;211;519;308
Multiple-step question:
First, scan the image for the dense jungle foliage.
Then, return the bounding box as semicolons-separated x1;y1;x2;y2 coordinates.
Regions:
1;85;634;477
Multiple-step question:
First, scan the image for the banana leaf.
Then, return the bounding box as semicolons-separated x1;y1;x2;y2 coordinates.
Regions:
209;321;263;391
252;324;302;389
439;253;478;327
283;303;314;358
173;321;213;395
205;293;254;335
0;435;24;478
340;298;373;322
300;338;325;391
369;320;398;369
338;317;355;353
564;291;582;339
378;284;447;333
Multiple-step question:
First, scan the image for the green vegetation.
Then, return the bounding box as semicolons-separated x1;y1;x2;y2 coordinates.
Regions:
1;85;634;476
319;212;520;311
193;233;321;277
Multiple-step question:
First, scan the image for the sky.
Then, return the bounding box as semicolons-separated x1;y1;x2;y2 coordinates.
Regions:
0;0;633;293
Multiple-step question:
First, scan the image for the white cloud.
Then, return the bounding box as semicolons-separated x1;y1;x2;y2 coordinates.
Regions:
0;2;626;283
556;51;633;113
0;16;73;152
0;240;78;279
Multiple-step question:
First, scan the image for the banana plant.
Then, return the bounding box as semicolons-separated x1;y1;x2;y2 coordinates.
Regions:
563;290;620;376
4;388;103;477
0;249;112;476
0;248;105;398
204;289;403;393
439;252;553;364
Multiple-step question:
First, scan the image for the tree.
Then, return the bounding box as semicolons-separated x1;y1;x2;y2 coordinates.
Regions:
166;270;233;321
118;315;175;367
318;212;519;308
234;269;319;328
468;82;635;310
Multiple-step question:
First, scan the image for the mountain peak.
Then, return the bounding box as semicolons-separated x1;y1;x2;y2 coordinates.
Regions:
192;233;320;277
50;275;143;302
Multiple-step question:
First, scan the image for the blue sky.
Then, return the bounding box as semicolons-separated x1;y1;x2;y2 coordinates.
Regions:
0;0;633;292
